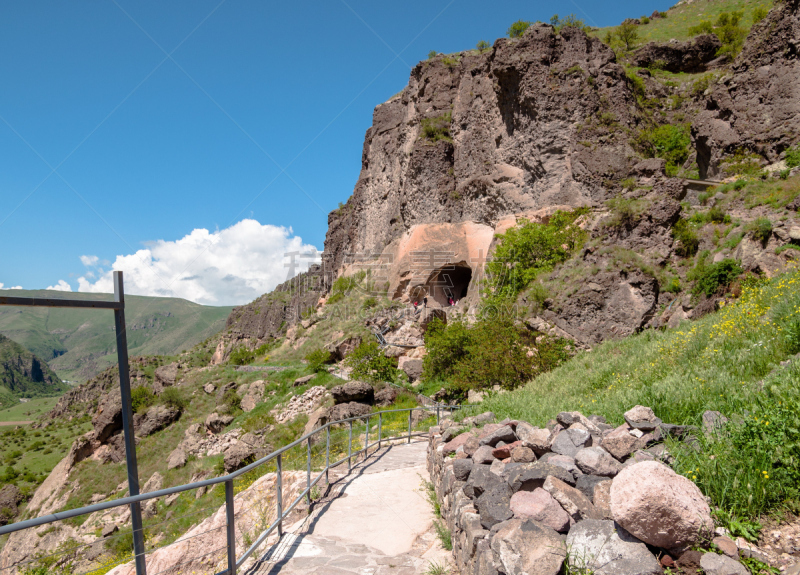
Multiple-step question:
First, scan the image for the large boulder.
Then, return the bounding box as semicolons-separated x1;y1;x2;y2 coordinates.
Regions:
167;446;187;470
623;405;661;431
632;34;722;73
240;380;266;412
326;401;371;422
93;392;123;443
153;362;179;393
325;336;362;361
610;461;713;550
700;552;749;575
134;405;181;437
566;519;662;575
476;485;513;528
510;488;570;533
223;433;265;472
600;424;641;460
374;386;397;407
205;412;234;434
574;447;622;477
490;518;566;575
398;357;423;382
330;381;374;404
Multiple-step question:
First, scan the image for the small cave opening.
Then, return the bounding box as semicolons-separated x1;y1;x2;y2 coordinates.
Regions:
423;262;473;307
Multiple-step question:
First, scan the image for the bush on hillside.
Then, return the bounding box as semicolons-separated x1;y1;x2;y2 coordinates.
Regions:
690;257;743;297
689;11;747;57
507;20;532;38
160;387;188;412
305;347;334;372
485;208;588;301
343;340;399;383
422;317;571;392
130;386;155;413
550;14;590;34
633;124;691;176
747;217;773;244
616;21;640;50
476;40;491;52
420;112;452;144
326;270;367;305
785;144;800;169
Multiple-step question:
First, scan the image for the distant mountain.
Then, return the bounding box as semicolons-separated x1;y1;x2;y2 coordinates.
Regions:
0;290;233;382
0;333;65;407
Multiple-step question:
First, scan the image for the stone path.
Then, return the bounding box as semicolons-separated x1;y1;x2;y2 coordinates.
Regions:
244;440;449;574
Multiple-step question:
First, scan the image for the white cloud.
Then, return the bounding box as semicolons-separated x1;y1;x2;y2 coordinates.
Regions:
76;219;320;306
46;280;73;292
80;255;99;266
0;283;23;290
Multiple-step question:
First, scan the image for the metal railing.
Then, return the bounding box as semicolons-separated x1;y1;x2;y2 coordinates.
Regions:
0;403;464;575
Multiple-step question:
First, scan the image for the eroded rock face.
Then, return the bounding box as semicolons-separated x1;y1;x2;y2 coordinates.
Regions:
322;23;637;285
633;34;722;73
692;0;800;178
331;381;374;404
610;461;713;550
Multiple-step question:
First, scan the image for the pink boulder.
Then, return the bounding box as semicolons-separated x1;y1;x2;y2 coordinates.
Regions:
509;488;570;533
611;461;713;550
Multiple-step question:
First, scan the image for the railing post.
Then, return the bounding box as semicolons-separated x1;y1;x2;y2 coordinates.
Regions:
364;415;370;458
225;479;236;575
114;272;146;575
325;426;330;485
408;409;412;444
276;454;283;537
306;436;312;504
348;420;353;472
378;412;382;450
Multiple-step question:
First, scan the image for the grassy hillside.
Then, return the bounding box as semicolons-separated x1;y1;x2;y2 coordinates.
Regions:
481;266;800;519
0;290;232;382
596;0;773;44
0;334;66;408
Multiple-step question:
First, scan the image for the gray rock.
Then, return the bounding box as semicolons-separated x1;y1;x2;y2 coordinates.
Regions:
700;552;749;575
490;518;566;575
473;444;497;465
453;459;474;482
203;383;215;394
550;428;591;457
575;475;611;503
167;446;187;470
153;362;179;393
467;464;505;499
135;404;181;437
293;374;316;386
703;410;729;435
476;485;513;529
479;425;517;447
507;462;576;492
543;476;601;522
575;447;623;477
205;412;234;434
566;519;662;575
330;381;374;404
539;453;582;481
623;405;662;431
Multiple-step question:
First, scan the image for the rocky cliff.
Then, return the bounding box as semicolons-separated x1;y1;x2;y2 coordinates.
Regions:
694;0;800;178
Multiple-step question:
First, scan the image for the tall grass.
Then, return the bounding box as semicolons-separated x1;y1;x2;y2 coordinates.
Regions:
484;267;800;517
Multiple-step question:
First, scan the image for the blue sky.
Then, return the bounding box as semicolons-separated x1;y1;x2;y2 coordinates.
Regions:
1;0;672;305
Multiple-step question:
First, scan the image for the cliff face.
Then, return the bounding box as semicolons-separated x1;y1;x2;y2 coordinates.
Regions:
0;334;63;403
323;24;641;279
694;0;800;177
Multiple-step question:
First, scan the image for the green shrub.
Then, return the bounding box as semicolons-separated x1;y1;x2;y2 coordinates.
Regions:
305;348;334;372
130;386;155;414
422;317;570;392
507;20;532;38
616;22;640;50
752;6;769;24
476;40;491;52
690;258;743;296
691;73;716;97
640;16;650;25
343;340;399;383
689;206;731;225
485;209;588;301
605;197;648;228
228;346;255;366
689;20;713;35
420;112;452;144
747;217;772;243
222;390;241;414
550;14;590;34
362;296;378;310
634;124;692;176
160;387;188;412
327;270;367;305
786;144;800;168
723;149;763;176
672;219;700;257
427;50;437;60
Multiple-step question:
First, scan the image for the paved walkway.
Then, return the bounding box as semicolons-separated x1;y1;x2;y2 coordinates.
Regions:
245;440;449;574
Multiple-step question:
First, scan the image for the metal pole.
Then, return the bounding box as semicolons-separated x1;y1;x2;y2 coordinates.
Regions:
408;409;412;444
348;420;352;472
378;412;382;450
225;480;236;575
114;272;146;575
306;437;312;504
325;426;330;485
276;454;283;537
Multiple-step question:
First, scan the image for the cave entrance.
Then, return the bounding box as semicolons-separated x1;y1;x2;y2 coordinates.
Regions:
424;262;472;307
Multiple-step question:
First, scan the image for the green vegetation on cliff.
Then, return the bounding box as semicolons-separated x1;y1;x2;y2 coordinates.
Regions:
0;334;66;408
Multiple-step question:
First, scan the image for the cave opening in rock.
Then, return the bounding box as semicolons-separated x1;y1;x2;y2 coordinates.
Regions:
424;263;473;307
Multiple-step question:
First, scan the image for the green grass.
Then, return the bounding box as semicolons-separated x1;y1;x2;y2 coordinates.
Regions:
595;0;774;45
0;289;232;383
0;396;58;423
481;267;800;519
